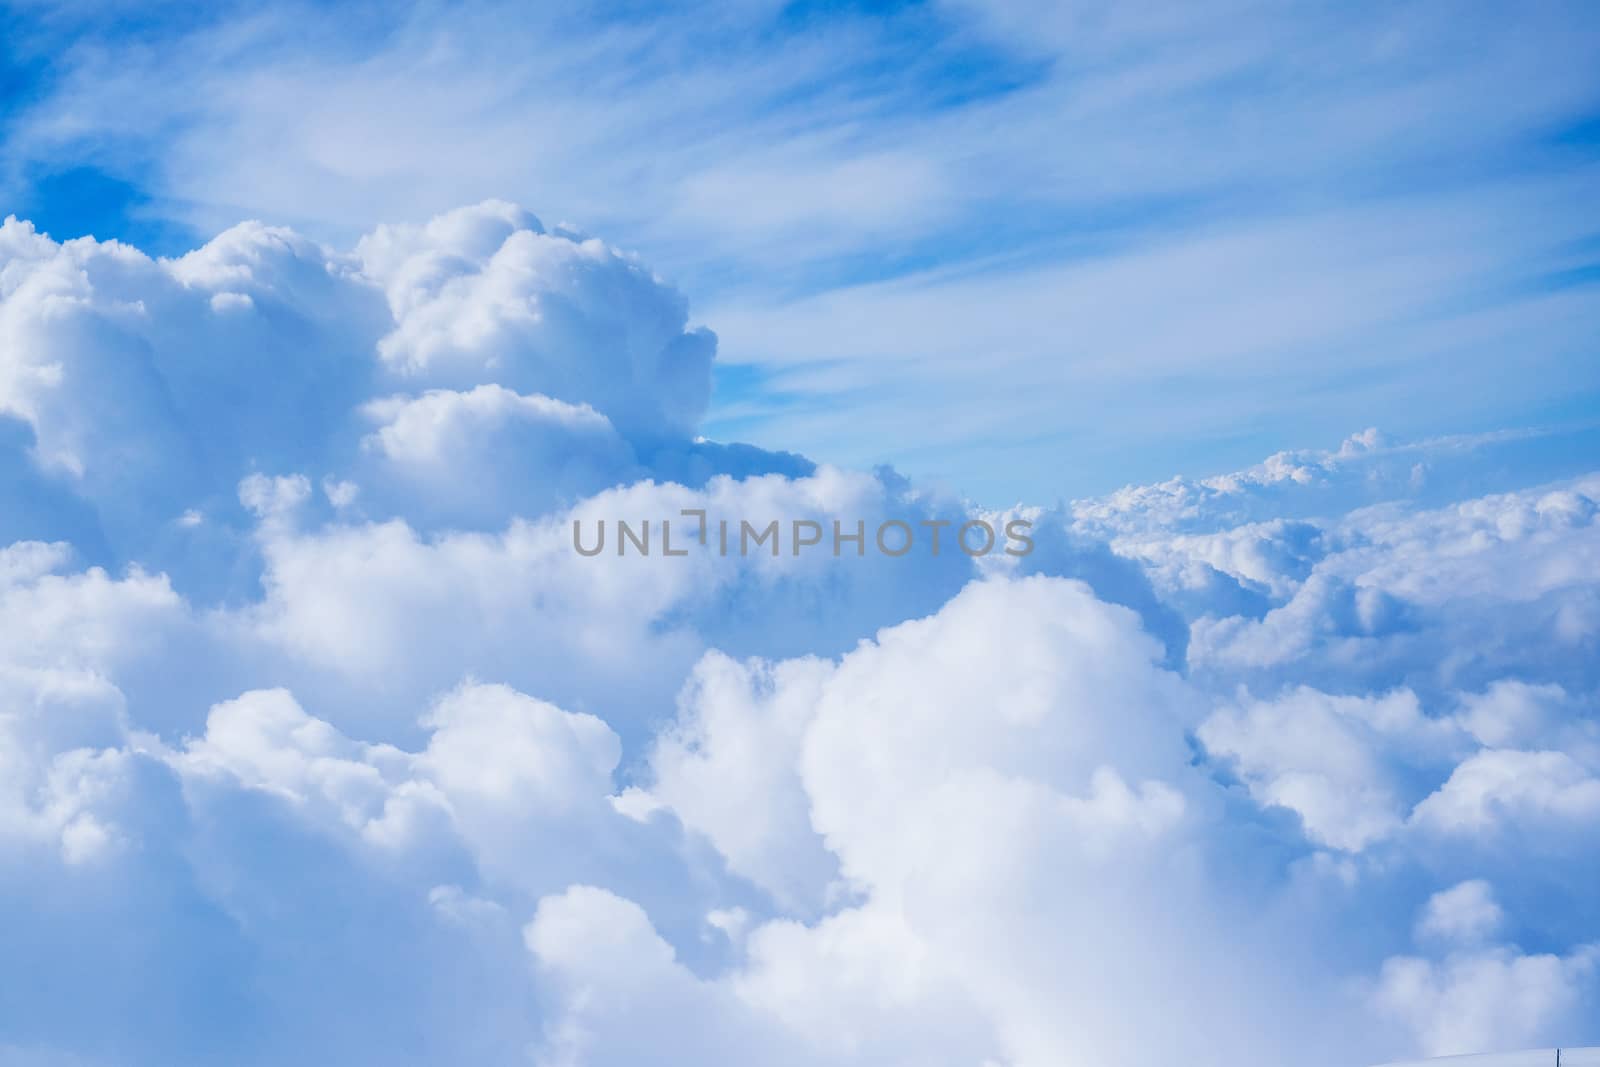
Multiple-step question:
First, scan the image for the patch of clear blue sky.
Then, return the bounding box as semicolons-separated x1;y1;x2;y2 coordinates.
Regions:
8;166;201;254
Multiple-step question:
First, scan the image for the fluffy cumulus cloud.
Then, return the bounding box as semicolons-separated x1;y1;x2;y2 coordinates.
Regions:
1374;881;1598;1057
2;202;1598;1065
1198;686;1455;852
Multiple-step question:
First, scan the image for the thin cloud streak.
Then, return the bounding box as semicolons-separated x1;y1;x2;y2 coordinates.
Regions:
3;0;1597;498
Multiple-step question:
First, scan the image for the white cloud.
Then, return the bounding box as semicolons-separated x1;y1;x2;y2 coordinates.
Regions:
1454;681;1575;750
1374;945;1600;1057
357;385;637;525
1183;472;1600;700
0;214;382;552
355;202;715;444
1199;687;1457;851
3;195;1600;1064
609;577;1354;1066
1415;880;1504;946
1411;749;1600;835
177;687;425;842
173;681;634;893
0;544;183;865
0;202;752;566
227;458;1019;744
628;650;839;914
524;885;997;1067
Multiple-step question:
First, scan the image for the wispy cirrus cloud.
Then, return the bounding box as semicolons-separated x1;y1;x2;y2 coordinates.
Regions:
3;0;1597;500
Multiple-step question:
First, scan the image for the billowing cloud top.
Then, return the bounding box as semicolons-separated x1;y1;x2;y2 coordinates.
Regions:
1;202;1598;1066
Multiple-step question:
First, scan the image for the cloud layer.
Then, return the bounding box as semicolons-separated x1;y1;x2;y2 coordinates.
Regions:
1;202;1597;1065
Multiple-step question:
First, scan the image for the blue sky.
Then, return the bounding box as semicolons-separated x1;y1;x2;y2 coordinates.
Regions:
4;0;1597;503
4;4;1600;1065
